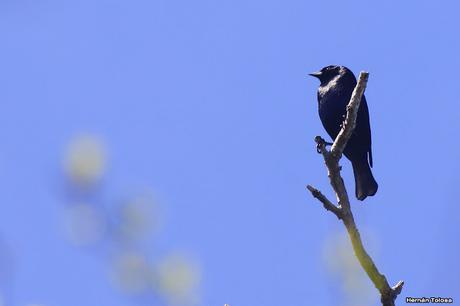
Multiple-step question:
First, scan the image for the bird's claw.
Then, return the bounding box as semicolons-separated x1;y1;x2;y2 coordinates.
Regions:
315;136;333;154
316;144;322;154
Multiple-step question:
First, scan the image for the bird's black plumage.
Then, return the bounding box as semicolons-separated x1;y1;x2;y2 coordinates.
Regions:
310;65;378;201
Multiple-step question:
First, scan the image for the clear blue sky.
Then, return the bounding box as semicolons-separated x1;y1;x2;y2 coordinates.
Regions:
0;0;459;305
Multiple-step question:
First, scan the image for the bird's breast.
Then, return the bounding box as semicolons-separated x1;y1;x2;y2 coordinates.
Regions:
317;80;353;138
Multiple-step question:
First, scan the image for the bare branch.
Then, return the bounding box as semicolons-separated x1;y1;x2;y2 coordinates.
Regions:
307;71;404;305
330;72;369;157
306;185;342;219
314;136;350;207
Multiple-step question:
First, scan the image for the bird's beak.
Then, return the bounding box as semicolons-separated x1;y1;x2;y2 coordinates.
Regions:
308;71;322;78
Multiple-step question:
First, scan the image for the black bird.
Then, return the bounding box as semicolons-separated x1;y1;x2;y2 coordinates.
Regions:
309;65;378;201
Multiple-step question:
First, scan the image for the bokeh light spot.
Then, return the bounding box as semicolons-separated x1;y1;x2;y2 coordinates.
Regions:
64;135;107;186
154;254;201;305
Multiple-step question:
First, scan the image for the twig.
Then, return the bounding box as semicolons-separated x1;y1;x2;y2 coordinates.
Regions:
307;72;404;306
306;185;342;219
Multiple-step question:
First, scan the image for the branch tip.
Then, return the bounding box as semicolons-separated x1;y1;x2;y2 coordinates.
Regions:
306;185;342;219
392;280;404;295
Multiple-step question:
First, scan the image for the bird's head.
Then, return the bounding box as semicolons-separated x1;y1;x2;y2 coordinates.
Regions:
309;65;353;85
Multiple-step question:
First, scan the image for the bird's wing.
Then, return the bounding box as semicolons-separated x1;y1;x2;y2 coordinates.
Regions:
355;95;373;167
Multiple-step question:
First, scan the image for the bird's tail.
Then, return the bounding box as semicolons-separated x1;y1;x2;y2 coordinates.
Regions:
351;159;378;201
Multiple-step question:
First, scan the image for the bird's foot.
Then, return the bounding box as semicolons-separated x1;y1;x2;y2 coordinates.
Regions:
315;136;333;153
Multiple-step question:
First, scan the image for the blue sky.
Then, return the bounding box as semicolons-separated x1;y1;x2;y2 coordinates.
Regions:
0;0;459;305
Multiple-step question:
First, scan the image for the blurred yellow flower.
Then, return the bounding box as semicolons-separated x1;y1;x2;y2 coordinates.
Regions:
119;193;160;242
154;253;201;305
322;230;378;306
64;135;107;186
